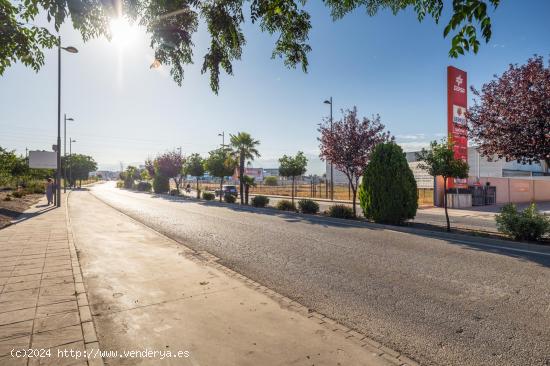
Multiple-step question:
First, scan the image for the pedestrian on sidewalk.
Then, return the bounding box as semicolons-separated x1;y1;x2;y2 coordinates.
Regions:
46;178;54;205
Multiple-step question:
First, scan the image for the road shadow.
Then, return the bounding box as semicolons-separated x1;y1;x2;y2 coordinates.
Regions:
112;188;550;269
6;205;57;226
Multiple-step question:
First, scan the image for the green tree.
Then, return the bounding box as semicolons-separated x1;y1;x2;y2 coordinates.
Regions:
230;132;260;205
241;175;256;205
63;154;98;187
183;153;205;198
278;151;307;205
416;139;469;232
264;176;278;186
359;142;418;224
204;148;237;202
1;1;500;93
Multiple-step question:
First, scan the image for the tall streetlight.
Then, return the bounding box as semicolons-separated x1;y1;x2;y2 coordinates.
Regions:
323;97;334;200
69;139;77;188
218;132;225;148
56;36;78;207
63;114;75;192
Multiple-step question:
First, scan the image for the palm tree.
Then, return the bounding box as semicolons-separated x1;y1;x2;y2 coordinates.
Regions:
230;132;260;204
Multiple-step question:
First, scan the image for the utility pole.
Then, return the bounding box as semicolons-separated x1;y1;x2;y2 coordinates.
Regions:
323;97;334;200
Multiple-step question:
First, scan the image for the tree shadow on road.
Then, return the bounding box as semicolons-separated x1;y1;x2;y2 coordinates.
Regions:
125;189;550;269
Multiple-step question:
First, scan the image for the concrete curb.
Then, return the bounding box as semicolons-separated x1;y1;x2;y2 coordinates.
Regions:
89;190;420;366
65;191;105;366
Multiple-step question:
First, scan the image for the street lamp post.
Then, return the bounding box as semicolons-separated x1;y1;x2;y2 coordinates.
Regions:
63;114;75;193
69;139;76;188
323;97;334;200
56;36;78;207
218;132;225;148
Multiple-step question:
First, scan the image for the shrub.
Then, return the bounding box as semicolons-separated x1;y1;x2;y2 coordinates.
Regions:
359;142;418;225
123;177;134;189
116;180;124;188
136;181;152;192
3;195;11;201
327;204;354;219
251;195;270;208
264;176;278;186
496;203;550;241
202;192;215;200
276;200;296;211
224;193;236;203
25;181;45;194
11;191;24;198
298;199;319;214
153;175;170;194
169;189;179;196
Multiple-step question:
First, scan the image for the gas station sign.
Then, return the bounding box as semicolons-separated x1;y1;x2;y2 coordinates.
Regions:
447;66;468;188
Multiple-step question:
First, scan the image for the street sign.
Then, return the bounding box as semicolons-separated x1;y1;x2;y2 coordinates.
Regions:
29;151;57;169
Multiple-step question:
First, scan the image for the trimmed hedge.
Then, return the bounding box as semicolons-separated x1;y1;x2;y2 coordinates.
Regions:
202;192;215;200
251;195;270;208
327;204;354;219
224;193;236;203
359;142;418;224
136;181;152;192
298;199;319;214
276;200;296;211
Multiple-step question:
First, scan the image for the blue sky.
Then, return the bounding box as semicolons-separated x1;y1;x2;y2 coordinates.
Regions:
1;1;549;173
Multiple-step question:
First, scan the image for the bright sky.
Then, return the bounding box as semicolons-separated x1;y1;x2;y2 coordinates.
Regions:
1;1;549;174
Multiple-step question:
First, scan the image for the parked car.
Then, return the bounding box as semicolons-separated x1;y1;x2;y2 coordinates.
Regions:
215;185;239;197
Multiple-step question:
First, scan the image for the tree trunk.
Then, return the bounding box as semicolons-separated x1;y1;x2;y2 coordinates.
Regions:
196;177;200;199
351;186;357;217
219;178;223;202
239;154;245;204
245;185;249;205
443;177;450;232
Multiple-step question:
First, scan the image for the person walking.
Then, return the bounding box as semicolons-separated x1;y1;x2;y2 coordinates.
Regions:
46;178;54;205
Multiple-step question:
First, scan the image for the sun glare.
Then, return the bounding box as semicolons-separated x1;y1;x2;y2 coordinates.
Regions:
109;17;138;47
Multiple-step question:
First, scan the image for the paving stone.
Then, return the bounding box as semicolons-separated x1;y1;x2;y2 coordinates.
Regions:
34;311;80;333
0;355;28;366
36;301;78;318
31;324;83;349
81;321;97;343
0;308;36;326
0;288;39;302
2;280;41;293
0;299;37;313
40;283;76;297
38;295;76;307
0;320;33;340
0;335;30;357
78;306;92;323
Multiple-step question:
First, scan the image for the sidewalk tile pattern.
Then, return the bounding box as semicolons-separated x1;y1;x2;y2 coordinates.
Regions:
0;200;101;365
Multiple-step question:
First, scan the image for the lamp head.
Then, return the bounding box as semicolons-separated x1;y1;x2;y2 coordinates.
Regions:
62;46;79;53
323;100;331;105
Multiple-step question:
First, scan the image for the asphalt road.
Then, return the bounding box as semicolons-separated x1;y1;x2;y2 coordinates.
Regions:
90;183;550;366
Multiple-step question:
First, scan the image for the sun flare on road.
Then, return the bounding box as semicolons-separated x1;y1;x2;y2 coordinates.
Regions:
109;17;138;48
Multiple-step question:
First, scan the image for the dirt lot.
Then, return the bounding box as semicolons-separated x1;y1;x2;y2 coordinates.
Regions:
0;191;43;229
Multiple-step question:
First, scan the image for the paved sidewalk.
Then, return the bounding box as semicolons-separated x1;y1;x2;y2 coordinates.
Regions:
0;196;100;366
69;190;413;366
